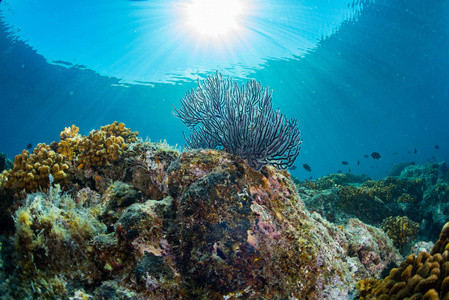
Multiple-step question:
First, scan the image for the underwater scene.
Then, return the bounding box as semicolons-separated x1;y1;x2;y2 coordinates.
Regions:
0;0;448;299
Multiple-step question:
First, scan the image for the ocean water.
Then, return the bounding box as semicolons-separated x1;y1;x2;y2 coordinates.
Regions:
0;0;448;180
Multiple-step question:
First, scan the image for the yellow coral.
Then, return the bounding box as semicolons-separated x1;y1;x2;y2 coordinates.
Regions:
381;216;419;248
359;222;449;299
0;170;8;187
357;278;380;299
2;143;70;193
60;125;80;140
361;177;423;204
1;122;138;192
57;121;138;170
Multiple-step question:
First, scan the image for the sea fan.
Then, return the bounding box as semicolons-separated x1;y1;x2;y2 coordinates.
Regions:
173;72;302;171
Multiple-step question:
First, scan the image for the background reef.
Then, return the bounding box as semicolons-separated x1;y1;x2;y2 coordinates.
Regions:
0;123;448;299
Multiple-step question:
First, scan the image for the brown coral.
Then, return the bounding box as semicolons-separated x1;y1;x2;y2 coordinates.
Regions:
361;177;423;204
359;221;449;299
0;122;138;197
100;121;139;143
58;124;82;161
381;216;419;248
337;177;423;211
57;121;138;170
1;143;69;193
299;173;350;190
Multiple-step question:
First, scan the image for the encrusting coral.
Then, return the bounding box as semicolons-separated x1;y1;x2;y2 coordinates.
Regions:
358;221;449;299
315;176;425;224
297;163;449;241
360;177;424;204
123;140;180;200
380;216;419;249
338;176;423;207
161;149;401;299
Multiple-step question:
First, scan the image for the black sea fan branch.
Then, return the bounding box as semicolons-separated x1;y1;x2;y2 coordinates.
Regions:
173;71;302;171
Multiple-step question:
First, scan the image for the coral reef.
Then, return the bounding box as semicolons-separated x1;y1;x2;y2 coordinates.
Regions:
299;177;420;226
297;173;370;191
1;124;449;299
338;185;393;224
298;173;431;228
358;221;449;299
360;176;424;204
400;161;449;186
0;125;404;299
165;149;322;298
380;216;419;249
161;149;400;298
298;161;449;245
335;217;402;280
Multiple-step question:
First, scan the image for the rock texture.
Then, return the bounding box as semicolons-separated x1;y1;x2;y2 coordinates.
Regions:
0;130;407;299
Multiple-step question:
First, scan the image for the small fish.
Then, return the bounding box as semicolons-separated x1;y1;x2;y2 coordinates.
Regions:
26;143;32;149
414;148;418;154
357;160;360;165
309;176;313;180
363;154;369;158
371;152;381;159
341;161;349;165
302;164;312;172
337;170;342;174
435;145;440;149
392;152;398;155
289;165;297;170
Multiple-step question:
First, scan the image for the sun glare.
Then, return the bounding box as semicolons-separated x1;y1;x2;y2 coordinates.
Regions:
186;0;243;37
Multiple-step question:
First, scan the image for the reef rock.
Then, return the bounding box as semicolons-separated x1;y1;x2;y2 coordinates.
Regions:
0;142;402;299
399;161;449;186
162;149;401;298
298;163;449;245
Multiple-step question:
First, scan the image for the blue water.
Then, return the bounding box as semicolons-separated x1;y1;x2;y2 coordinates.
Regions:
0;0;448;180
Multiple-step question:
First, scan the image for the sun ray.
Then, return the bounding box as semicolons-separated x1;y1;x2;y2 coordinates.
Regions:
185;0;243;37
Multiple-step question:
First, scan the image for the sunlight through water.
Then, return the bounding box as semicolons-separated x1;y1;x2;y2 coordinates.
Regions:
0;0;368;83
185;0;243;37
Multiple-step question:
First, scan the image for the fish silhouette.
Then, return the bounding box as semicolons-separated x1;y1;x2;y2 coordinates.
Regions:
371;152;381;159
